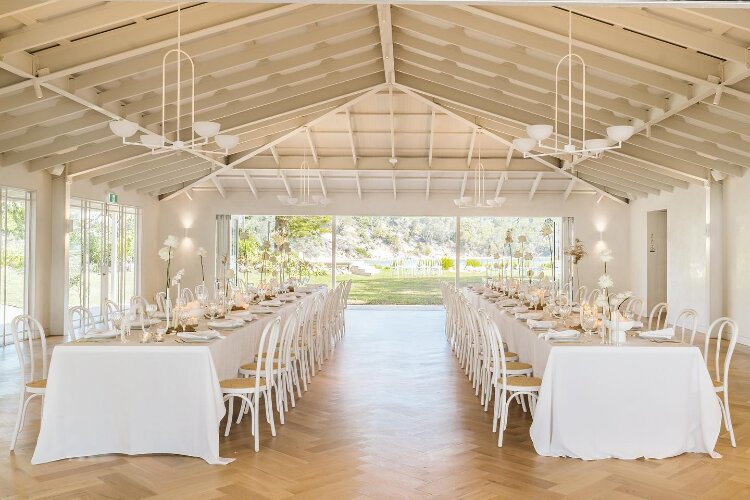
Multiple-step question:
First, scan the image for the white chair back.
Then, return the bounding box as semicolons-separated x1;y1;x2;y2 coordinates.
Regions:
704;317;738;387
648;302;670;330
67;306;95;340
11;315;48;386
576;286;588;305
624;297;644;319
587;288;601;306
154;291;167;312
104;299;120;329
181;287;195;303
674;308;698;344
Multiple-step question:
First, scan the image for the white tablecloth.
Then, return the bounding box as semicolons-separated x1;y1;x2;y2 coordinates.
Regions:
468;290;722;460
32;293;318;465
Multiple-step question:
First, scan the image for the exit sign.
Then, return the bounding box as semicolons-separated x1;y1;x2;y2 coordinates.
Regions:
107;192;118;204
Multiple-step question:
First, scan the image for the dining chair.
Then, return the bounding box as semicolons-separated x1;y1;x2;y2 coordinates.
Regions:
67;306;95;340
104;299;120;329
220;317;280;452
624;297;644;320
587;288;601;306
181;287;195;303
704;317;738;447
674;308;699;344
154;291;167;312
480;309;541;447
9;315;48;452
648;302;670;330
193;284;206;300
576;286;588;305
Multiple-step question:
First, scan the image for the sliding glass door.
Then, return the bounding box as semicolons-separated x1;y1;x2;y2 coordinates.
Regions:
0;186;34;346
69;198;140;323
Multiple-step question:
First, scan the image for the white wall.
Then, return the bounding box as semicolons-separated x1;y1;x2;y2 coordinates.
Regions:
629;183;720;332
158;189;631;296
723;173;750;345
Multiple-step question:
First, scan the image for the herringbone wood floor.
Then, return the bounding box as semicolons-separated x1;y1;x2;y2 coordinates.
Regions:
1;309;749;499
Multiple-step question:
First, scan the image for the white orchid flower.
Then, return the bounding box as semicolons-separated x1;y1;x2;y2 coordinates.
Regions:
164;235;179;248
158;246;170;261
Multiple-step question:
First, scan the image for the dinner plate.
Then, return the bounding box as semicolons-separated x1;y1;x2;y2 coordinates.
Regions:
208;319;243;329
130;318;161;329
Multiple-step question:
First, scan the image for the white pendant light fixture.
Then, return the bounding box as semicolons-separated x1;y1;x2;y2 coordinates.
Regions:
277;129;330;206
108;4;239;156
513;10;634;161
454;129;506;209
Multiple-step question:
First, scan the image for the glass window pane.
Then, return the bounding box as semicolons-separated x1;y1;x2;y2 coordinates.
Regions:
0;187;32;345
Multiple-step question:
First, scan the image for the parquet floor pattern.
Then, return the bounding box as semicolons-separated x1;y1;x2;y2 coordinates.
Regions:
1;309;749;499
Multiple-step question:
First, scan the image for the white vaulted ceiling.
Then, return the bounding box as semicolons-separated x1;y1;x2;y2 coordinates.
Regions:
0;1;749;204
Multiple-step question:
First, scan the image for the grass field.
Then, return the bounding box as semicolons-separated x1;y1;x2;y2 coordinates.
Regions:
342;270;485;305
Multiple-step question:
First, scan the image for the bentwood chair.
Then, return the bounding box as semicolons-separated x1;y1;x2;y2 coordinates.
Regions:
104;299;120;329
587;288;601;306
181;287;195;303
576;286;588;305
67;306;96;340
154;291;167;312
704;317;739;447
648;302;670;330
674;308;699;344
624;297;644;321
9;315;48;452
220;317;281;452
480;309;541;447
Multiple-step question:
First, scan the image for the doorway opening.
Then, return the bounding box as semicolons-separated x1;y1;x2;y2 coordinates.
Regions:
646;210;667;321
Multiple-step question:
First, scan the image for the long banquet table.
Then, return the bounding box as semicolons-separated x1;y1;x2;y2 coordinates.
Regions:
467;289;723;460
32;291;321;465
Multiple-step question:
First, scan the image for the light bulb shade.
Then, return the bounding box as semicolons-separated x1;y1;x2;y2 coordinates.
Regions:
215;134;240;151
526;124;553;141
583;138;610;153
487;197;506;207
140;134;164;148
606;125;634;143
193;121;221;138
109;120;138;138
512;138;536;153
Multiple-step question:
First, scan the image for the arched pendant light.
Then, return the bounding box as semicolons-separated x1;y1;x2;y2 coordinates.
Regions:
454;129;506;209
512;10;634;160
277;129;330;206
109;3;239;156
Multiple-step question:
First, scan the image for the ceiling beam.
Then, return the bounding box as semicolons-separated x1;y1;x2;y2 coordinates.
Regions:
318;171;328;198
305;127;319;165
528;172;543;201
110;157;205;188
428;110;436;167
495;172;507;198
122;162;210;191
0;1;57;20
139;169;213;195
377;3;395;84
212;176;226;198
234;156;550;171
466;128;477;167
279;170;293;197
573;6;748;63
161;84;387;201
396;82;626;204
345;108;357;167
269;145;280;167
0;4;170;56
563;178;576;201
242;171;258;199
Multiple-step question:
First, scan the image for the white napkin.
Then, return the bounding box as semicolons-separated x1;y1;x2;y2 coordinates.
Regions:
632;320;644;329
247;305;274;314
207;319;243;329
639;327;675;339
227;312;255;322
498;299;518;306
511;305;529;314
83;329;118;339
517;312;544;320
259;299;283;307
538;329;580;340
528;319;557;329
177;330;225;341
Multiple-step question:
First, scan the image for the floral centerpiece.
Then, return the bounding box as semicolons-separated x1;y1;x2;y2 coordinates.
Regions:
595;247;633;344
159;235;179;295
197;247;207;284
564;238;587;294
540;220;555;279
504;230;514;280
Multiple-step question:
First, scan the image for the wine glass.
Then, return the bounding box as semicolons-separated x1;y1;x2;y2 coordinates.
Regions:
146;304;157;323
580;305;597;343
111;311;122;340
178;308;190;332
558;303;572;327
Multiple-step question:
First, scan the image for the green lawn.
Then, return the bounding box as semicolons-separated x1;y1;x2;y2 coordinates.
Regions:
344;270;485;305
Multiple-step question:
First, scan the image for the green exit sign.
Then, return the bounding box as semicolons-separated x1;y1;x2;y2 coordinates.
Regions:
107;192;118;204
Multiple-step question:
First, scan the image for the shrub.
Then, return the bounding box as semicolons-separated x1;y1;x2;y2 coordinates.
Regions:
441;256;455;270
465;258;482;268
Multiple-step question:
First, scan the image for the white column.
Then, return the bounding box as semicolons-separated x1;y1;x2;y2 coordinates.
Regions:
455;216;461;287
49;176;70;336
331;215;337;289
